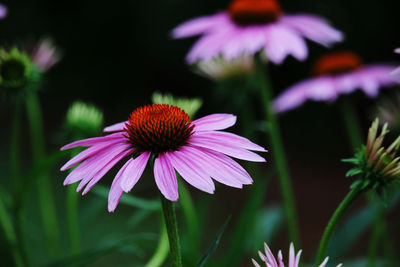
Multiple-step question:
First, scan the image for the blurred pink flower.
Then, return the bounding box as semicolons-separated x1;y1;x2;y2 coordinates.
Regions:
252;242;342;267
0;4;7;19
60;104;267;212
32;39;61;71
274;51;400;113
392;48;400;77
172;0;344;64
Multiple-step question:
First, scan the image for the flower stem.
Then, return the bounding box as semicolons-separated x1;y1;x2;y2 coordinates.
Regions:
367;206;385;267
340;99;363;150
25;92;60;257
0;195;25;267
160;195;182;267
256;59;300;247
67;184;80;254
145;215;169;267
315;185;364;265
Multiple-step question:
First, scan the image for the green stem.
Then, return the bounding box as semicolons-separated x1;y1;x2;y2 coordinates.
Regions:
160;195;182;267
256;60;300;247
67;184;80;254
145;216;169;267
178;180;199;260
340;99;363;150
315;186;364;265
0;195;24;267
25;93;60;257
10;101;22;195
367;206;385;267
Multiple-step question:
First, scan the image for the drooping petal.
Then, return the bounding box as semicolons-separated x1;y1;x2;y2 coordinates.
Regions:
189;135;266;162
104;121;127;132
154;153;179;201
61;132;125;150
193;114;237;132
353;65;399;97
280;14;344;47
172;12;228;38
193;131;267;152
273;77;337;113
108;159;131;212
179;146;245;188
120;152;151;193
264;23;308;64
80;148;134;195
60;139;123;171
165;151;215;194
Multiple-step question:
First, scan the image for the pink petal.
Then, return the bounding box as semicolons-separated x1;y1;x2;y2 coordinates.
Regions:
193;114;237;132
280;14;344;47
277;251;284;267
108;159;131;212
61;132;125;150
273;77;337;113
179;146;245;188
63;143;130;186
264;23;308;64
193;131;267;152
120;152;151;192
289;243;295;267
60;139;123;171
295;250;302;267
264;242;278;267
395;48;400;54
318;257;329;267
80;148;134;195
252;259;261;267
154;153;179;201
172;12;228;39
104;121;127;132
165;151;215;194
189;135;266;162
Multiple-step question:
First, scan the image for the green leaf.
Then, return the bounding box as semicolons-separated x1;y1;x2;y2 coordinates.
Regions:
196;216;231;267
342;158;360;164
91;185;160;211
346;168;362;177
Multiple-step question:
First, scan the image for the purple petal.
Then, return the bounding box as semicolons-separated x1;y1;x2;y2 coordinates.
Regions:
252;259;261;267
193;131;267;152
193;114;237;132
154;153;179;201
104;121;127;132
108;159;131;212
63;142;129;186
280;14;344;47
263;242;278;267
318;257;329;267
395;48;400;54
80;148;134;195
120;152;150;192
189;135;266;162
0;4;7;19
289;243;295;267
61;132;125;150
277;251;284;267
165;151;215;194
273;77;337;113
264;23;308;64
60;139;123;171
295;250;302;267
172;12;228;39
179;146;246;188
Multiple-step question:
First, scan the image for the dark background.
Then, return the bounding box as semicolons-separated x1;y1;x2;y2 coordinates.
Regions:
1;0;400;266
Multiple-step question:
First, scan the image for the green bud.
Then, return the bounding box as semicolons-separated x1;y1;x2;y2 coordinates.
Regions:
152;92;202;118
66;101;104;136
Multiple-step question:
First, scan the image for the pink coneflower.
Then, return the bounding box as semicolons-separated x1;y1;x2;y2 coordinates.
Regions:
60;104;267;212
274;51;400;113
252;242;342;267
32;38;61;71
172;0;344;64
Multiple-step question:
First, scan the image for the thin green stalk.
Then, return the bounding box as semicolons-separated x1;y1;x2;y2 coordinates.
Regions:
256;60;300;247
10;101;22;194
315;185;364;265
0;195;24;267
145;217;169;267
25;92;60;256
160;195;182;267
178;179;199;259
367;206;384;267
67;184;80;254
340;99;363;150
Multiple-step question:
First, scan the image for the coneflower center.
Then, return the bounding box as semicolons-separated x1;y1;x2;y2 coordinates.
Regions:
228;0;282;26
125;104;194;154
0;59;27;87
313;52;363;76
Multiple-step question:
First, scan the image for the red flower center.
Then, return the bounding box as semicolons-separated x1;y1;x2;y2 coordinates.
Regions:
313;52;363;76
125;104;194;154
228;0;282;26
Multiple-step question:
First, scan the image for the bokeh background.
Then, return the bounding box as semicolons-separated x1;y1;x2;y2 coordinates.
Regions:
1;0;400;266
